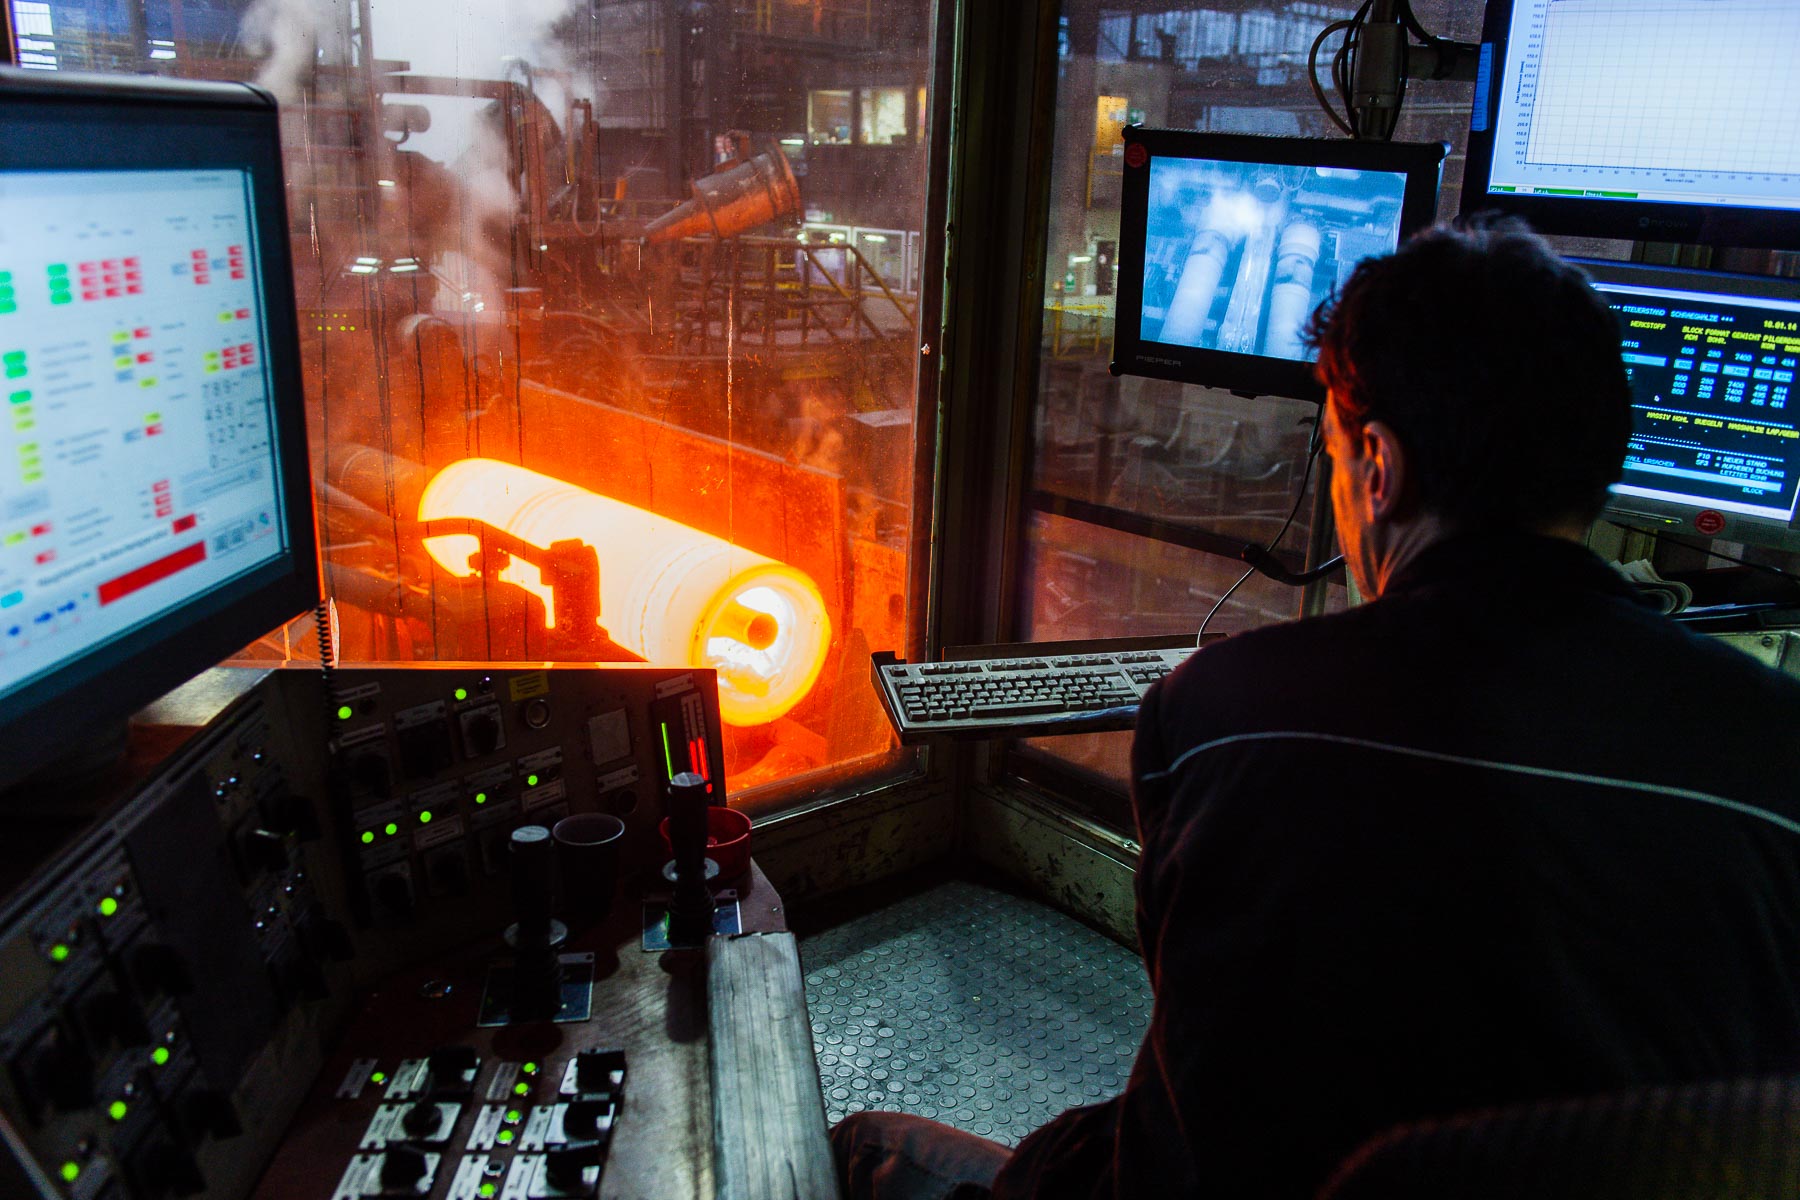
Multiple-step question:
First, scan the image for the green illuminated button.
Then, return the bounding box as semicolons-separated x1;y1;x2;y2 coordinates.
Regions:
384;822;398;837
479;1184;496;1198
152;1046;171;1066
526;774;539;788
109;1100;128;1121
474;792;487;805
454;687;468;701
336;705;353;721
418;810;433;825
97;896;118;918
59;1162;80;1184
361;830;375;845
496;1129;514;1145
521;1061;538;1074
45;264;65;276
371;1071;387;1085
49;943;70;963
513;1081;530;1096
504;1108;522;1123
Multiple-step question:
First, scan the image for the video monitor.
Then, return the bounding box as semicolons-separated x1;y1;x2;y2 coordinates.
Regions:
0;70;318;788
1463;0;1800;249
1111;129;1446;402
1577;258;1800;551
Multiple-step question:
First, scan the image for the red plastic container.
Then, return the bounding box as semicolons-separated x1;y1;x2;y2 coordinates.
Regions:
658;806;752;881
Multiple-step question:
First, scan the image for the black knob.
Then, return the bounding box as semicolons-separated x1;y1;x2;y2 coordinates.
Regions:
372;872;414;918
181;1089;241;1140
464;711;501;756
426;1046;478;1095
132;943;194;998
545;1141;602;1191
564;1098;614;1140
138;1139;205;1198
574;1048;625;1095
400;1100;439;1140
83;991;149;1049
509;826;555;935
379;1145;429;1192
666;772;710;879
240;828;288;874
28;1028;93;1113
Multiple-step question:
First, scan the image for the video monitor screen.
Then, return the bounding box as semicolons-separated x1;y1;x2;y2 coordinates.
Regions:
0;168;289;705
1112;130;1446;402
1579;259;1800;550
1463;0;1800;249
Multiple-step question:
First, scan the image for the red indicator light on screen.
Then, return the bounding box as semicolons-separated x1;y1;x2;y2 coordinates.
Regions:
172;515;195;533
235;308;249;319
134;327;150;338
30;522;50;536
136;353;152;364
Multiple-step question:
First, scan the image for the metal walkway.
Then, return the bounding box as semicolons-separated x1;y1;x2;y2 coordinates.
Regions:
799;879;1153;1146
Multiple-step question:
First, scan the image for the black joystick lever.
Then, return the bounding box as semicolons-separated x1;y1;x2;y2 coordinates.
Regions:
663;772;717;945
400;1100;440;1141
502;825;567;1020
574;1047;626;1096
564;1098;615;1142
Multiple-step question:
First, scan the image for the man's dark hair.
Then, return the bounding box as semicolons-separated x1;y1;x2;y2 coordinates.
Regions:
1308;216;1632;532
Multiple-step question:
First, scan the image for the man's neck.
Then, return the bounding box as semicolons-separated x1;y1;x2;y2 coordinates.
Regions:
1368;516;1591;598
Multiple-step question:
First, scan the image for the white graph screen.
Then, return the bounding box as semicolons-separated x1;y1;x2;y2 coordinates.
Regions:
1486;0;1800;209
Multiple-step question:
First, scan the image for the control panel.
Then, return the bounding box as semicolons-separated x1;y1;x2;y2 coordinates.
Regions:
0;664;730;1200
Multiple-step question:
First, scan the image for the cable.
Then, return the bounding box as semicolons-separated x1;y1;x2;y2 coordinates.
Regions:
1606;521;1800;587
1307;18;1357;136
1198;420;1327;645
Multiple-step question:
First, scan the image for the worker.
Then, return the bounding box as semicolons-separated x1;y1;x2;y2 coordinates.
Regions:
831;218;1800;1198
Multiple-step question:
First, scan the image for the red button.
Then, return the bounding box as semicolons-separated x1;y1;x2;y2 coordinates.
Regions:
102;259;119;270
136;352;153;364
134;327;151;338
192;249;208;259
104;288;122;298
125;257;140;269
80;261;98;272
235;309;250;319
127;286;143;295
152;480;170;492
146;424;164;437
30;523;50;536
83;292;100;301
35;550;54;565
228;245;243;255
230;271;246;280
172;514;196;533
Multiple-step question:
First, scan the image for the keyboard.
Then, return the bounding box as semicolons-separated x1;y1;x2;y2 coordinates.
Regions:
871;637;1196;742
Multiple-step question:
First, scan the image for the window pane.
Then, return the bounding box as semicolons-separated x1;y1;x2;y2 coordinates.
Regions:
17;0;939;815
859;86;908;145
1018;0;1483;822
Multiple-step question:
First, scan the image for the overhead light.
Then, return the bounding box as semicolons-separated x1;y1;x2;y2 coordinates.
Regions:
779;137;804;146
377;179;396;188
860;233;888;243
349;264;378;275
354;256;380;265
390;263;419;273
1069;254;1093;264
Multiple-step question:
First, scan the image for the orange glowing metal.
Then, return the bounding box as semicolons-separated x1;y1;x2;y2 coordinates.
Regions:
418;458;831;726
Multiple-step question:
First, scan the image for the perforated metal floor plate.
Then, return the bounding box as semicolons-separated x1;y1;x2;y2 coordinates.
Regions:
799;880;1152;1147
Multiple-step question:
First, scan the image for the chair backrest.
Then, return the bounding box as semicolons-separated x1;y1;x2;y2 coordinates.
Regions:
1319;1075;1800;1200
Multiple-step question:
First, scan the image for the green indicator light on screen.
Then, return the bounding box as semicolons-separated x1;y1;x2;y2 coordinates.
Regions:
526;774;539;788
513;1081;530;1096
60;1162;80;1184
384;823;398;837
109;1100;128;1121
49;944;70;963
361;831;375;845
336;705;353;721
418;811;433;825
97;897;118;918
496;1129;514;1146
474;792;487;805
454;687;468;701
152;1047;171;1066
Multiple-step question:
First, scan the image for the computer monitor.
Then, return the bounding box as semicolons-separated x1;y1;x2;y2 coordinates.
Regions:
1110;129;1446;402
1463;0;1800;248
0;70;318;789
1577;258;1800;551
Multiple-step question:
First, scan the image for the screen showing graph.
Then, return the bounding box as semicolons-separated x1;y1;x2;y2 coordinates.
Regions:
1485;0;1800;211
0;168;288;703
1592;272;1800;525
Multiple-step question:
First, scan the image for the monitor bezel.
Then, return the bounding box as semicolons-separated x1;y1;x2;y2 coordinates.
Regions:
1462;0;1800;251
1575;257;1800;554
0;71;319;791
1110;128;1447;404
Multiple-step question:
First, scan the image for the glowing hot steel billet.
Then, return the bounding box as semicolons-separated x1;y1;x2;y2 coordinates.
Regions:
419;458;831;726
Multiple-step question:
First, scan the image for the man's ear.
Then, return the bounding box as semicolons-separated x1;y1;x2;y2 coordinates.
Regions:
1361;419;1409;522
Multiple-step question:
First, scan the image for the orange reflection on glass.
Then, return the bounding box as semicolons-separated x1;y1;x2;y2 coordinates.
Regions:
419;458;831;727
